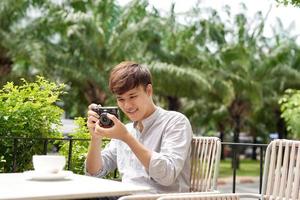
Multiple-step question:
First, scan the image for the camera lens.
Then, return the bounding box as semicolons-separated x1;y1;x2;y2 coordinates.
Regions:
99;113;113;127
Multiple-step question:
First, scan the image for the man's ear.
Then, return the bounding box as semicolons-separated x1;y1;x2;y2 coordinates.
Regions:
146;84;153;96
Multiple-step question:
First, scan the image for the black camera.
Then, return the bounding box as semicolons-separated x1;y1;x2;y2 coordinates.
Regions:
92;105;119;128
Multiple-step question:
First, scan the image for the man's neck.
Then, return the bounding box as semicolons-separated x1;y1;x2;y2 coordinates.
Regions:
136;104;156;132
143;103;156;119
136;121;144;132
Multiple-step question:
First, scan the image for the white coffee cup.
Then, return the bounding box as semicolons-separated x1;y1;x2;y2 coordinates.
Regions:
32;155;66;173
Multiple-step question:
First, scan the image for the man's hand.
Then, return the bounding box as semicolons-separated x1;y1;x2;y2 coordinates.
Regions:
87;104;101;139
94;113;129;141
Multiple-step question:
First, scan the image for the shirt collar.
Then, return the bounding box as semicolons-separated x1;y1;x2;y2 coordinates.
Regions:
134;106;160;133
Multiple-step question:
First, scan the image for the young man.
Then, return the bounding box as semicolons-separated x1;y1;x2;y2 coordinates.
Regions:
86;61;193;194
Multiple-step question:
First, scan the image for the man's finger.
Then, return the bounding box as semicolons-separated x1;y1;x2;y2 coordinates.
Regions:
87;116;98;124
94;122;107;133
88;103;99;110
87;110;99;118
106;113;119;124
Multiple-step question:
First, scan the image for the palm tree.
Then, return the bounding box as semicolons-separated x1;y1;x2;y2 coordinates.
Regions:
0;0;165;116
2;0;300;146
147;4;300;164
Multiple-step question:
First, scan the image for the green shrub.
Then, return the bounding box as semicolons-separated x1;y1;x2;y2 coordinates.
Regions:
0;156;5;172
59;117;90;174
0;76;65;172
59;117;117;179
279;89;300;139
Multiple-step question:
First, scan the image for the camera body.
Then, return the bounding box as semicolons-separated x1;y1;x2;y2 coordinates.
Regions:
92;106;120;128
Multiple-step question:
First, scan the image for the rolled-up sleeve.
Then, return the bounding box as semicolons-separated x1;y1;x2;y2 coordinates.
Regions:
148;115;192;186
84;139;118;178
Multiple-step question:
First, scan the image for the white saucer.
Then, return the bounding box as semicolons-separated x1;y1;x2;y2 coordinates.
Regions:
24;170;73;181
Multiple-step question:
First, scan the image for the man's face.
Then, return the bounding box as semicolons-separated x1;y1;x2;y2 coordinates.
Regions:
116;84;153;122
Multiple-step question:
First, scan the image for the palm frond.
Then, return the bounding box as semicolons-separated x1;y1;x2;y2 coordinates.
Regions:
148;62;211;98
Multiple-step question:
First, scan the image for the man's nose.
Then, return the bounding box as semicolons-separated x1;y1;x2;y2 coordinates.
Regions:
123;100;133;110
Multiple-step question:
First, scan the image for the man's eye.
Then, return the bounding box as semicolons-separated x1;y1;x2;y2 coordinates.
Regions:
130;96;137;99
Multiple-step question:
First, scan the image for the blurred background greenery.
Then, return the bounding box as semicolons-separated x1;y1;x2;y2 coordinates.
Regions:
1;0;300;173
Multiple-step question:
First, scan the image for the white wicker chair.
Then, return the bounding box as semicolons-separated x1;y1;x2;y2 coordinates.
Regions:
190;137;221;192
260;139;300;199
119;137;221;200
157;139;300;200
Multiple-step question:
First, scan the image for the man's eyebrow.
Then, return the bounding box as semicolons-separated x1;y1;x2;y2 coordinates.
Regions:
117;91;138;98
128;92;137;95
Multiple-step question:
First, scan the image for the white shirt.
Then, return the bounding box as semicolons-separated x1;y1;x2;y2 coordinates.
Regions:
86;106;193;194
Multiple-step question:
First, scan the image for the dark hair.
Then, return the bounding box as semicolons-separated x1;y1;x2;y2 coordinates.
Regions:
109;61;152;95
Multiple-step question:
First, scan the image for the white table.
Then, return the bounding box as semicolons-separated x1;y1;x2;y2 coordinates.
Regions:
0;172;149;200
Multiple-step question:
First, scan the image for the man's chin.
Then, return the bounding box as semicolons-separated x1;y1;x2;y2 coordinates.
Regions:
127;114;139;122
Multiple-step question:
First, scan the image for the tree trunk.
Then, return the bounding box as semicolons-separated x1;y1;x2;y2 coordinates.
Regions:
232;115;240;169
217;123;225;160
233;116;240;143
167;96;181;111
229;98;249;169
0;55;12;77
84;81;107;105
219;131;225;160
275;109;287;139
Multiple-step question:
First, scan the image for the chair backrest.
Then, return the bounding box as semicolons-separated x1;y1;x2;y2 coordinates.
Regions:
157;193;240;200
262;139;300;200
190;137;221;192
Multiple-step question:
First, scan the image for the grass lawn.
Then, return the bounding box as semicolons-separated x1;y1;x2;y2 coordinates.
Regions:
219;159;261;177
